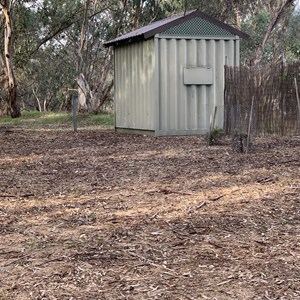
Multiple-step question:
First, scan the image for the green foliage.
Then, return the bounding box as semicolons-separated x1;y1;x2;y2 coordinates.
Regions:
240;9;268;61
207;127;224;145
1;0;299;115
284;10;300;61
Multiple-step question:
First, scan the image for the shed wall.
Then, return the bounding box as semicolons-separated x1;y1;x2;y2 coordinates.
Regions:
156;37;239;135
114;39;156;131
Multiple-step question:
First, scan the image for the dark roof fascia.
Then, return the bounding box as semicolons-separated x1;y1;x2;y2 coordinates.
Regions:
104;34;142;48
109;35;146;48
104;10;249;48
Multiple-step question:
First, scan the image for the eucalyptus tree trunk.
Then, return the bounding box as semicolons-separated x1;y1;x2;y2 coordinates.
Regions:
0;1;21;117
76;0;97;111
76;0;114;112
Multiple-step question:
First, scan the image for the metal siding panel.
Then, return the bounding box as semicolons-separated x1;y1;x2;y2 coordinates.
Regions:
187;85;197;129
157;37;238;135
145;39;156;129
187;39;197;129
168;39;177;130
154;38;160;133
197;39;206;65
144;40;155;130
127;45;133;127
115;47;126;127
197;40;208;131
135;43;140;127
130;45;136;128
225;40;234;66
215;40;225;128
198;85;207;129
158;38;211;133
159;39;168;130
178;39;187;129
114;40;155;131
206;40;216;128
235;39;240;66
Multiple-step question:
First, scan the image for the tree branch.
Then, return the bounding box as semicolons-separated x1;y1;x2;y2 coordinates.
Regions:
253;0;296;65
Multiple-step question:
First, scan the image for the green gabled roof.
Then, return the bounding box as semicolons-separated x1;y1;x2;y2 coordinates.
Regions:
105;10;249;47
160;16;236;37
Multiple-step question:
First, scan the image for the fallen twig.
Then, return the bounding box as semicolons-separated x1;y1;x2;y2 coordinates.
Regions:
256;177;275;183
158;189;193;196
128;251;161;268
0;193;34;198
21;193;35;198
0;194;15;198
209;195;224;201
160;271;179;277
217;278;234;286
189;201;207;212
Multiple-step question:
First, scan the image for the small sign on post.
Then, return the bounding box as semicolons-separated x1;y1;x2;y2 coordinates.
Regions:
72;94;78;132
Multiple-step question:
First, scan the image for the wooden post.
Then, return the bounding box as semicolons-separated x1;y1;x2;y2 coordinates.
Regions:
211;106;218;132
72;95;78;132
246;97;254;153
294;78;300;135
208;106;218;145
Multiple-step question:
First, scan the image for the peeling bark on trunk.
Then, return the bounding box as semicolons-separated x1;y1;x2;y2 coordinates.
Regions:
1;2;21;118
75;1;114;113
76;0;94;111
97;80;113;110
76;72;98;111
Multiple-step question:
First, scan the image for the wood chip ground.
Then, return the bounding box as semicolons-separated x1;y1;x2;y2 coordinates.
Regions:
0;129;299;300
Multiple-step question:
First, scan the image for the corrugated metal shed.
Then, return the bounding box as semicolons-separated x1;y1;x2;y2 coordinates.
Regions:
105;10;249;136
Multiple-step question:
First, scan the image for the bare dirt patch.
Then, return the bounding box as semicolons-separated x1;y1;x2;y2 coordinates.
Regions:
0;128;299;300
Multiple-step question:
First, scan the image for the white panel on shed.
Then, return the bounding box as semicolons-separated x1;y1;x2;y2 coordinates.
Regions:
184;67;213;85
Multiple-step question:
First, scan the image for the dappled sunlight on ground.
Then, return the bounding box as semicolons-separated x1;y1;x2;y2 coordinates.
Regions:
0;129;299;299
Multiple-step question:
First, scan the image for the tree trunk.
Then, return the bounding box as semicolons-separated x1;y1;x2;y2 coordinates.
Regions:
1;3;21;118
76;0;97;111
32;87;42;112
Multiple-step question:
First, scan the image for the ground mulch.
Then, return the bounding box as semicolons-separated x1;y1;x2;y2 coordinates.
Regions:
0;128;299;300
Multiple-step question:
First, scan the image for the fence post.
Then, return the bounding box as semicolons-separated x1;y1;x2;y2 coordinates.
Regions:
246;97;254;153
72;94;78;132
294;78;300;135
208;106;218;145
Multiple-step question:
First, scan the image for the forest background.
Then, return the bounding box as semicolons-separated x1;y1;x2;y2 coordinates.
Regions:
0;0;299;117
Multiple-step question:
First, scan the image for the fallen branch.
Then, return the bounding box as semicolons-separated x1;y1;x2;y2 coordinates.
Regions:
268;159;299;166
256;177;275;183
0;193;34;198
128;251;161;268
209;195;224;201
160;271;179;278
158;189;193;196
195;202;207;210
217;278;234;286
21;193;35;198
189;201;207;213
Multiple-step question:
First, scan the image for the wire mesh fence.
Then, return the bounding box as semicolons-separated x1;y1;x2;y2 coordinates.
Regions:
224;63;300;138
